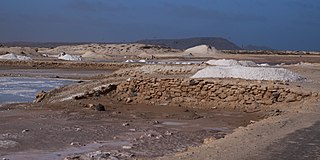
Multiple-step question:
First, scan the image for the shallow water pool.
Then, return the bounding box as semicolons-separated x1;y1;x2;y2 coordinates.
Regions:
0;77;74;105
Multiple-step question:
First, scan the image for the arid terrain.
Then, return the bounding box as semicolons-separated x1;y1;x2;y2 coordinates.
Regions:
0;44;320;160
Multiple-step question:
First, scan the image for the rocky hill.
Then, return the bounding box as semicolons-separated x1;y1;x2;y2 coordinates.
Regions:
1;37;241;50
136;37;242;50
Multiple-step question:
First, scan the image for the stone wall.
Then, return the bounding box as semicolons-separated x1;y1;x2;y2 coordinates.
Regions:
114;78;318;110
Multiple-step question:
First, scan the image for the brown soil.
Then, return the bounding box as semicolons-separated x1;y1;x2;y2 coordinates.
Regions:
0;102;264;160
0;60;142;70
0;68;114;80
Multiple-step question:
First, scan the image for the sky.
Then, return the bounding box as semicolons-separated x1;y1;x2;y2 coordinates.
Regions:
0;0;319;51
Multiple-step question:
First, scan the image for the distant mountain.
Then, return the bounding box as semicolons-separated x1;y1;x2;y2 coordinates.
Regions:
136;37;242;50
1;37;242;50
243;45;274;51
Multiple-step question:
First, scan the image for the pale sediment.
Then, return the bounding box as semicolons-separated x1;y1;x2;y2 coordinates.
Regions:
0;60;142;70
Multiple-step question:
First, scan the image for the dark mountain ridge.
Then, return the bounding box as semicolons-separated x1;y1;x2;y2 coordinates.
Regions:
1;37;242;50
136;37;242;50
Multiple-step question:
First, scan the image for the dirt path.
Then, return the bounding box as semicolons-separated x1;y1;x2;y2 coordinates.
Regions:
159;104;320;160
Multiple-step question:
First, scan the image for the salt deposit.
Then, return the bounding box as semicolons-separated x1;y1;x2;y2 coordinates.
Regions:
58;52;82;61
125;59;147;63
206;59;257;67
0;53;32;60
125;60;135;63
257;63;270;67
191;66;303;81
184;45;220;55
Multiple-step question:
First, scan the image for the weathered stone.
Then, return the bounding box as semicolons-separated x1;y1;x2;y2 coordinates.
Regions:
181;92;187;97
144;96;152;100
202;86;209;91
74;93;86;100
218;93;227;99
209;97;220;100
272;92;281;99
189;79;199;86
158;87;165;92
245;99;253;104
218;88;227;94
239;99;246;104
255;94;263;100
238;88;246;94
172;97;184;103
231;86;238;89
263;91;272;99
296;96;302;101
264;99;274;105
244;103;260;112
181;80;189;86
312;92;319;97
285;94;297;102
87;104;95;110
277;94;286;102
107;78;312;111
225;96;238;102
252;90;260;95
126;98;133;103
35;90;46;103
200;91;208;96
174;92;181;97
244;95;250;101
302;91;312;97
95;104;106;111
181;87;187;92
259;86;268;91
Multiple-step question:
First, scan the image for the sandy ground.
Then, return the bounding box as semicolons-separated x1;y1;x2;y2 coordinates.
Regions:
1;45;320;160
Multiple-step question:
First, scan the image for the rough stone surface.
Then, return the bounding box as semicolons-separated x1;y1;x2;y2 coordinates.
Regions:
35;90;46;103
110;78;316;110
95;104;106;111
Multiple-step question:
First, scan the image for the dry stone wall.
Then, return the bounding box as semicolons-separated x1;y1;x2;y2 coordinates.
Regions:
114;78;318;109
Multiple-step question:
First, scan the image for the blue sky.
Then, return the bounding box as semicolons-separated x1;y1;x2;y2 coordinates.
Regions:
0;0;319;50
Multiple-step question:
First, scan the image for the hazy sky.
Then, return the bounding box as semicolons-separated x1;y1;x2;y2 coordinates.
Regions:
0;0;319;50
